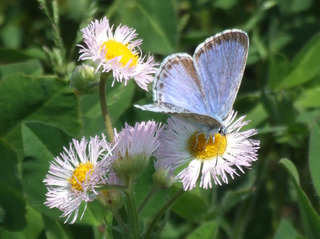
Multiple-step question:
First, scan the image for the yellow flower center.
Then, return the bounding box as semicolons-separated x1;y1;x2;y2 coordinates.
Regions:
101;40;139;67
69;162;94;191
188;132;227;160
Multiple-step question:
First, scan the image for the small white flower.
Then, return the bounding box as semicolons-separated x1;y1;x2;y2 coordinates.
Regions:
43;134;113;223
111;121;163;181
114;120;162;158
78;17;158;91
154;111;260;191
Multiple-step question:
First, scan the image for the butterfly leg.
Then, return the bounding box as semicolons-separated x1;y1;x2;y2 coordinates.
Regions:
193;132;201;150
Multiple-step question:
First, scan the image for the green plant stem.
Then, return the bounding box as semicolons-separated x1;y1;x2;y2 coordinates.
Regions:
144;188;185;239
125;178;140;239
112;209;129;233
99;73;114;142
138;186;158;214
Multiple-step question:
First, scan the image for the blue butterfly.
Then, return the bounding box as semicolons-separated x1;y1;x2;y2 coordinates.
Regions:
135;29;249;133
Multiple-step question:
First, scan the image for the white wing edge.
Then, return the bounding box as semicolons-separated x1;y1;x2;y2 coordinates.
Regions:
193;29;249;56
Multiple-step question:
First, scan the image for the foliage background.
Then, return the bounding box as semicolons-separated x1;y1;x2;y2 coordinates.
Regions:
0;0;320;238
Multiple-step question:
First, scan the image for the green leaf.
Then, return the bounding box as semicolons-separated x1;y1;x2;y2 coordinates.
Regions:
0;59;43;79
309;122;320;197
134;162;167;220
274;32;320;90
0;48;34;64
213;189;252;218
21;122;72;219
296;109;320;125
0;141;26;231
0;74;80;138
277;0;312;14
186;221;218;239
0;183;26;231
43;216;72;239
80;80;135;136
172;185;208;222
0;141;21;189
297;83;320;108
80;200;106;226
268;54;289;90
280;158;320;239
213;0;237;10
273;219;300;239
279;159;300;187
115;0;177;54
0;206;44;239
261;90;297;125
1;24;22;49
242;103;268;129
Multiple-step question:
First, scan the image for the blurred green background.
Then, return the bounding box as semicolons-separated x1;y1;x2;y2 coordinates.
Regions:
0;0;320;238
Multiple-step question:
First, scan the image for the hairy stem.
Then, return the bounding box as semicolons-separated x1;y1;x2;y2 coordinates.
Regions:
99;73;114;142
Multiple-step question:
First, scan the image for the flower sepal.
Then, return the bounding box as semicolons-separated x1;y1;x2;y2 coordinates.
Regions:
152;167;175;190
70;64;100;94
112;154;149;184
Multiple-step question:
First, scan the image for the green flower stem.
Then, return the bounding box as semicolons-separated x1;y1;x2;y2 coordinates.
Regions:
99;73;114;142
112;209;129;233
125;177;140;239
144;188;185;239
138;186;158;214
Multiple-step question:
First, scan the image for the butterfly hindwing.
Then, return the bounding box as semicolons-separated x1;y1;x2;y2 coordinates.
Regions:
136;103;222;128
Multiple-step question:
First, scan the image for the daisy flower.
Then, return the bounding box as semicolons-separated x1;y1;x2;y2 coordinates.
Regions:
154;112;260;191
111;120;163;182
43;134;113;223
78;17;158;91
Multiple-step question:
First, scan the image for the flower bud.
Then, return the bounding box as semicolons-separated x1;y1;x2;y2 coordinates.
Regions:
152;167;175;190
70;64;99;94
112;154;150;184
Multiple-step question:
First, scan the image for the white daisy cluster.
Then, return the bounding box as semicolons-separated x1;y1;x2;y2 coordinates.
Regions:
43;121;162;223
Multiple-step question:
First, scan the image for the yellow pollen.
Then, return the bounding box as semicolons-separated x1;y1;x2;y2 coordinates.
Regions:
101;40;138;67
69;162;94;191
188;132;227;160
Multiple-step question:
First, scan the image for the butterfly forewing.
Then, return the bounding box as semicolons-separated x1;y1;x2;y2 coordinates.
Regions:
194;30;249;122
152;53;208;115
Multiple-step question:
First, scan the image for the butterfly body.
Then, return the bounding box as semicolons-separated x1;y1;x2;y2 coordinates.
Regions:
135;29;249;132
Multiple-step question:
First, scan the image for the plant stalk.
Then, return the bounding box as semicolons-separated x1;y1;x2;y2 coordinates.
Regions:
125;177;140;239
99;73;114;142
144;188;185;239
